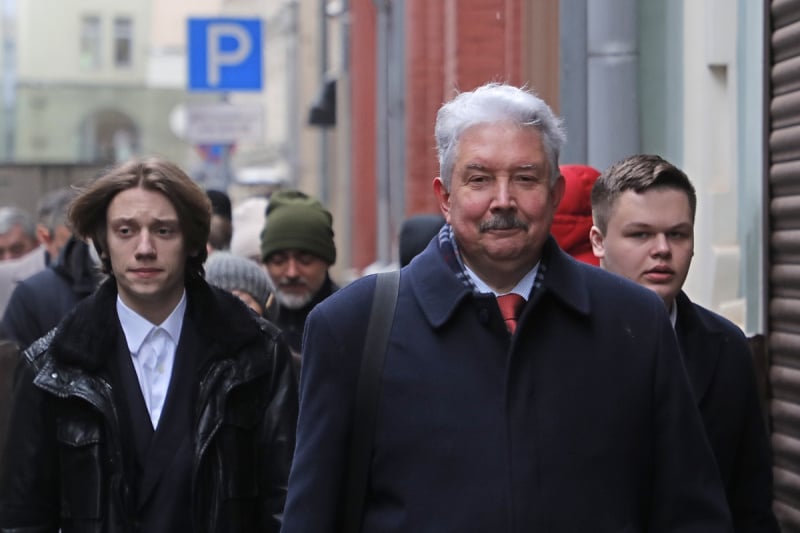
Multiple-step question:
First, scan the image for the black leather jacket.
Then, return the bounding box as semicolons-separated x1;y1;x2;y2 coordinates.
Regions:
0;278;298;533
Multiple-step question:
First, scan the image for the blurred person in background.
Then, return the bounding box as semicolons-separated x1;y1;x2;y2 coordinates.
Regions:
35;188;76;265
0;207;46;317
551;164;600;266
205;250;271;317
260;190;338;356
230;196;269;262
1;188;103;349
205;189;233;254
590;154;779;532
398;213;445;268
0;207;39;262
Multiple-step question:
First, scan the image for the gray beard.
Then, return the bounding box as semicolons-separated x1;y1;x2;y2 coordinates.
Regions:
275;289;313;310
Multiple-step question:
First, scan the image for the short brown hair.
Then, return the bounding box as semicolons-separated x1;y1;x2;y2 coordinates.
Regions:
591;154;696;234
69;157;212;282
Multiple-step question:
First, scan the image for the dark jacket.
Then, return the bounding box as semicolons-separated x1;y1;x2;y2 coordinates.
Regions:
282;237;732;533
0;277;298;533
398;214;445;267
1;237;101;349
265;275;338;355
0;342;17;464
674;291;780;532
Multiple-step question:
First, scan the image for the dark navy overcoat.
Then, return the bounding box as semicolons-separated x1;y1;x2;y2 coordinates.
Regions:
674;291;779;532
282;237;732;533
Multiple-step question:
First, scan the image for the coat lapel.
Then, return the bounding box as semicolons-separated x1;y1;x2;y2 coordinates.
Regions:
108;329;155;502
674;291;722;405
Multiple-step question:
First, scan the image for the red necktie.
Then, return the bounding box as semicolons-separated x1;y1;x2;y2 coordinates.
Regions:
497;293;525;334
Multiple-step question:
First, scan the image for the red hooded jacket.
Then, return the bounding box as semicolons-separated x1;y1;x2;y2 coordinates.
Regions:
551;164;600;266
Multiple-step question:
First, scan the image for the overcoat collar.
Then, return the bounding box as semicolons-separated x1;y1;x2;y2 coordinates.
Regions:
408;235;593;329
47;276;264;373
53;236;103;295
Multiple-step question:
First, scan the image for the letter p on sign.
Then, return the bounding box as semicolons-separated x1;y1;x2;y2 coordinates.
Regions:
188;18;263;91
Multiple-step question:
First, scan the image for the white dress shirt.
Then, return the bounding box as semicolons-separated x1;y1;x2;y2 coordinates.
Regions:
669;299;678;329
465;262;539;300
117;292;187;429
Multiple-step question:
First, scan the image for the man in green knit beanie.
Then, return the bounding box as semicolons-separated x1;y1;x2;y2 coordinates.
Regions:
260;190;338;357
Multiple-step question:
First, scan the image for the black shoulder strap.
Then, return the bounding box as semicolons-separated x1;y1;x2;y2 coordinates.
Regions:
342;269;401;533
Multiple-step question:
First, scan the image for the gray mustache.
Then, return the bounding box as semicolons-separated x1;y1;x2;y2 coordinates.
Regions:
278;278;307;288
480;214;529;232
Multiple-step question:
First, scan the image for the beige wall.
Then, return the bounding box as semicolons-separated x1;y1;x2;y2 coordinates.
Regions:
150;0;223;50
680;0;744;326
5;0;316;229
16;0;149;84
294;0;326;195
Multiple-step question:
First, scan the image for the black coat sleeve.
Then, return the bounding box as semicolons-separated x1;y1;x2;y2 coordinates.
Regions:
0;359;60;532
719;332;780;533
258;329;299;533
1;281;43;350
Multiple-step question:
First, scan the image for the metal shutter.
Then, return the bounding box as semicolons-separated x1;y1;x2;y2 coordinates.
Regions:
769;1;800;530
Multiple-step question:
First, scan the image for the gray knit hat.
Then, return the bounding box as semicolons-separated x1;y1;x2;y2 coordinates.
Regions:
205;251;271;307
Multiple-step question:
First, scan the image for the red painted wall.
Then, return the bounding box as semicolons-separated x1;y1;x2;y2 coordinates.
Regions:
349;0;524;269
350;0;378;270
405;0;523;216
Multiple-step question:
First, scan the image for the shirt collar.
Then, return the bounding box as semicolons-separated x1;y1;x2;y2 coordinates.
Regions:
465;262;539;300
439;223;539;299
117;290;187;354
669;299;678;328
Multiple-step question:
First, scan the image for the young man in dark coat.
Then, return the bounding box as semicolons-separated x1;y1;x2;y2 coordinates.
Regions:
281;82;733;532
0;157;298;533
590;154;780;532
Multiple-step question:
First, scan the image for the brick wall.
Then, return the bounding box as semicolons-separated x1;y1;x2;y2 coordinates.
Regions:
405;0;524;216
349;0;528;270
350;0;378;270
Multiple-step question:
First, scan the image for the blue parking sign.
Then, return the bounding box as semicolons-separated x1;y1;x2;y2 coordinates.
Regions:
188;18;263;91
